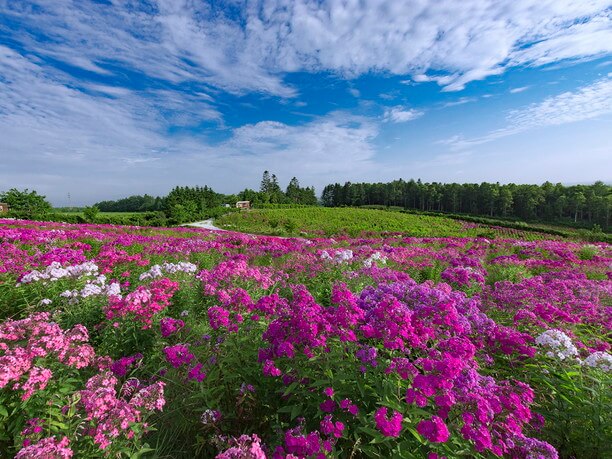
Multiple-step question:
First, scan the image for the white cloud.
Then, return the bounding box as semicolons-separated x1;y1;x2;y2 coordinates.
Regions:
383;107;424;123
0;45;378;203
442;97;477;107
510;86;531;94
444;76;612;149
1;1;610;95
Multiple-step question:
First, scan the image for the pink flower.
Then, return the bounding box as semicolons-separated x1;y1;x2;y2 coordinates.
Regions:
374;407;403;437
216;434;267;459
19;367;52;400
15;436;73;459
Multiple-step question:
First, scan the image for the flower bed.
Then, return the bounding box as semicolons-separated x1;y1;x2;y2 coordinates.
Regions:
0;219;610;458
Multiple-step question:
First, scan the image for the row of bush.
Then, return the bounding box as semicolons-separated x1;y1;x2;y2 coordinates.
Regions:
356;206;610;243
6;206;240;227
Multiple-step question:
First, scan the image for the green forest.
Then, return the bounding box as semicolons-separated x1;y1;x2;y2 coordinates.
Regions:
321;180;611;229
2;176;610;231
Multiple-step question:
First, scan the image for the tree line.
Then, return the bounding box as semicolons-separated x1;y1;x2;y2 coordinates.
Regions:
94;194;165;213
91;172;317;223
235;171;317;206
321;180;611;228
3;177;610;229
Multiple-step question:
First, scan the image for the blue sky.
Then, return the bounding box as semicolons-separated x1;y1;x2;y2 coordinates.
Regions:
0;0;611;205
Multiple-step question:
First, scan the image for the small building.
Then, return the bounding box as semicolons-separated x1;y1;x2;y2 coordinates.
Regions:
222;203;231;208
0;202;9;214
235;201;251;209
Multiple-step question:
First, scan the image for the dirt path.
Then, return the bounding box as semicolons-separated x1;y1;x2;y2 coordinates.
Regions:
182;219;225;231
183;218;313;242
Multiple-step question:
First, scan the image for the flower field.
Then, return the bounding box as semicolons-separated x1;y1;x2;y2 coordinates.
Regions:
0;218;610;459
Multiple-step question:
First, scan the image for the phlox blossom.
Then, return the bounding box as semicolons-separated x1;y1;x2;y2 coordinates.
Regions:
374;407;403;437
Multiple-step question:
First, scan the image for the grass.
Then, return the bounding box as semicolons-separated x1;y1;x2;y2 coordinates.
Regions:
215;207;556;240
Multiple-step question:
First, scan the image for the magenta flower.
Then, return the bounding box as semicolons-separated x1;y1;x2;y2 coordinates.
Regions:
417;416;450;443
15;436;73;459
374;407;403;437
163;344;195;368
159;317;185;338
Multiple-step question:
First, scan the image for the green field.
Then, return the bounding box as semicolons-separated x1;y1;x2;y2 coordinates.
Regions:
215;207;559;239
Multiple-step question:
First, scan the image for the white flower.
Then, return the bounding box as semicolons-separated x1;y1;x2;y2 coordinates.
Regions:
105;282;122;298
139;262;197;280
583;351;612;372
18;261;99;285
364;251;387;268
81;283;103;298
201;409;221;425
162;261;197;274
535;329;578;360
139;264;163;281
333;249;354;263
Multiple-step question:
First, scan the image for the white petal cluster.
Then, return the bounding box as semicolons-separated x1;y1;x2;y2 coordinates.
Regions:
139;261;197;281
363;251;387;268
18;261;99;285
200;409;221;425
320;249;354;264
583;351;612;372
535;329;578;360
60;275;121;305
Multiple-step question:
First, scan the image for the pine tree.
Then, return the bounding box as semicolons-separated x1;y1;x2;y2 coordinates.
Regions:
260;171;271;194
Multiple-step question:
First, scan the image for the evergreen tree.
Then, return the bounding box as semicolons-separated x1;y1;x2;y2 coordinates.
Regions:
260;171;271;194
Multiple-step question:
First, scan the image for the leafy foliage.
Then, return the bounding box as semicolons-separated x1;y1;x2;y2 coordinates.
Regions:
0;188;52;216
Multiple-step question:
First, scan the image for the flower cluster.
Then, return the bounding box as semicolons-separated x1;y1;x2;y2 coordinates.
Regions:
139;261;197;281
15;436;73;459
2;219;610;458
320;249;354;263
374;407;403;437
363;251;387;268
79;372;165;449
18;261;99;285
60;274;121;304
0;313;95;400
582;351;612;372
105;277;179;327
160;317;185;338
216;434;267;459
535;329;579;360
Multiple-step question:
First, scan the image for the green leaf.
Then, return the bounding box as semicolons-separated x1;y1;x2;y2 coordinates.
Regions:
290;404;302;420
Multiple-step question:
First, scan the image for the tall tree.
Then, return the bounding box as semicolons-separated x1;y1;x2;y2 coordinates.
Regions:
0;188;52;216
260;171;271;194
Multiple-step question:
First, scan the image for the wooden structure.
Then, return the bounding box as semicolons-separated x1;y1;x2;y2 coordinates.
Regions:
235;201;251;209
0;203;8;214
